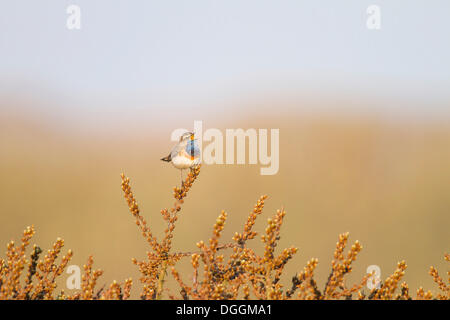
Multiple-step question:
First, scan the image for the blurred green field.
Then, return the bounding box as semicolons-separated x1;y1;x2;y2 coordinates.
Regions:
0;99;449;298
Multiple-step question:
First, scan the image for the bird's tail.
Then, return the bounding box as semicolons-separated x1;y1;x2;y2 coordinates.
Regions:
161;154;171;162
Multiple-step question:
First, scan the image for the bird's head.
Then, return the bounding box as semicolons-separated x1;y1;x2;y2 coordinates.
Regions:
179;131;195;142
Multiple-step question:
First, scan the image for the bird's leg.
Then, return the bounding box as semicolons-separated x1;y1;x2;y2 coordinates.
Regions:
180;169;184;188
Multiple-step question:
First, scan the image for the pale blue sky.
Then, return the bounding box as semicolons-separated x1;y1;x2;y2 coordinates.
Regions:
1;1;449;117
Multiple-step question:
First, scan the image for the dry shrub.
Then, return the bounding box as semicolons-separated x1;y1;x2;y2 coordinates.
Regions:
0;226;131;300
119;166;449;300
0;166;448;300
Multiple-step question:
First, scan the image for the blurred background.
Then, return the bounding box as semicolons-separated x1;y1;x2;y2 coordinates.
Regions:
1;1;449;298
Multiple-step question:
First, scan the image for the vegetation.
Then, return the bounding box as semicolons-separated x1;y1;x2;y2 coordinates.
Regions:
0;166;448;300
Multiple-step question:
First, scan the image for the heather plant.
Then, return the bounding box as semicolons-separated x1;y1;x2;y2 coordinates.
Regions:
119;166;449;300
0;226;131;300
0;166;448;300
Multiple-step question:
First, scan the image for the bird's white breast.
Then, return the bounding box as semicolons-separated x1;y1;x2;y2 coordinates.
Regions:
171;154;195;169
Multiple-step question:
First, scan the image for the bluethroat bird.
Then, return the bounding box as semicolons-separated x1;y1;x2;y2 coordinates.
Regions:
161;131;201;186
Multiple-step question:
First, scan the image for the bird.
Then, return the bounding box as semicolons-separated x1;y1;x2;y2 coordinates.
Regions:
161;131;201;186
